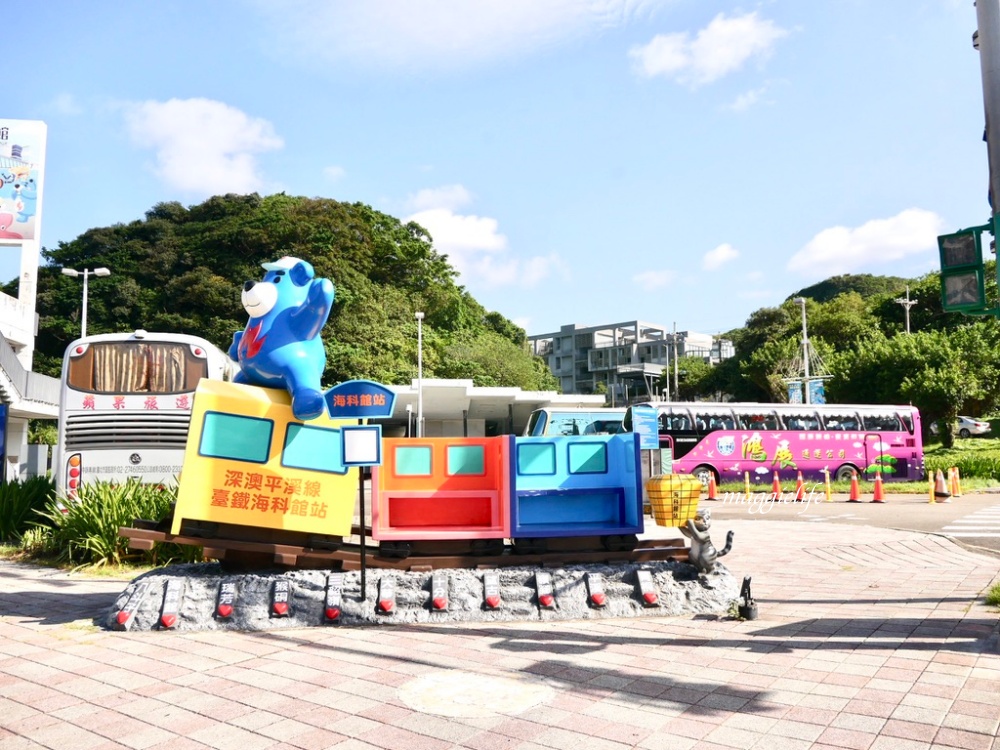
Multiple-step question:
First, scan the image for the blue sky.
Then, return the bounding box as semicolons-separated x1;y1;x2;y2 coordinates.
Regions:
4;0;990;338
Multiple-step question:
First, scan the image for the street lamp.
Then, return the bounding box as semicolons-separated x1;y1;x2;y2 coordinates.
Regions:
61;266;111;338
794;297;810;404
415;311;424;438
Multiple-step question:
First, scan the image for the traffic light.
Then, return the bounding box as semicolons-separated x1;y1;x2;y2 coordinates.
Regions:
938;225;990;313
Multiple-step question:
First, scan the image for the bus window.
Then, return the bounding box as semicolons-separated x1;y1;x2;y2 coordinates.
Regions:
659;408;693;432
693;411;735;433
822;412;861;431
862;413;902;432
736;411;780;430
783;412;821;431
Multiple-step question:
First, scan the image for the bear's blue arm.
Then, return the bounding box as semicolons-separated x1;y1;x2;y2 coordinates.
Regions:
290;279;335;339
229;330;242;361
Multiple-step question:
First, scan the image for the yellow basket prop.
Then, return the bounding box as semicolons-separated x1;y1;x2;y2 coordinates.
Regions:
645;474;701;528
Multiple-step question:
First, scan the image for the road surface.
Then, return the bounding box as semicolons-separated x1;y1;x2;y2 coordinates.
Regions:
700;488;1000;556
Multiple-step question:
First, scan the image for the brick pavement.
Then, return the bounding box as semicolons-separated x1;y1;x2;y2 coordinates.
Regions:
1;518;999;750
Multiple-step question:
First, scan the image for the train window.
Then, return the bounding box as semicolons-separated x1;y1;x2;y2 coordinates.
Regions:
568;442;607;474
517;443;556;475
783;412;821;431
862;413;901;431
394;445;433;476
823;413;860;430
199;412;273;463
547;414;584;436
447;445;485;476
282;424;348;475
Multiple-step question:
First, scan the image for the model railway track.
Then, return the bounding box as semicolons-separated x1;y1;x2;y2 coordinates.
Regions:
120;526;689;571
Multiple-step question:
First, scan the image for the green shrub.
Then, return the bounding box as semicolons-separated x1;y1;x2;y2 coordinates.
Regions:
0;477;56;542
38;480;198;568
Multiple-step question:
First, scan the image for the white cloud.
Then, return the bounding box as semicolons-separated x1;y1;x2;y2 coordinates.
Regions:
49;93;83;116
252;0;668;71
787;208;946;276
406;184;473;212
630;12;789;86
702;243;739;270
406;192;565;288
632;269;676;290
122;98;283;195
728;86;767;112
324;165;346;182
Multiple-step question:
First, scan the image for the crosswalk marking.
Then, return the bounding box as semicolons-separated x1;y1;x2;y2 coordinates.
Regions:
941;503;1000;538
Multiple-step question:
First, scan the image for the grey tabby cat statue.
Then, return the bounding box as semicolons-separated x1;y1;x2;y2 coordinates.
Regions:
679;508;734;574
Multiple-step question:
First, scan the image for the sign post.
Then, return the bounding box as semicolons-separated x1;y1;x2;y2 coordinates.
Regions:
326;380;395;601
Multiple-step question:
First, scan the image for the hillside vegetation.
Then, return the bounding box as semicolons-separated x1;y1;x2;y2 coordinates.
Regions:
14;193;558;392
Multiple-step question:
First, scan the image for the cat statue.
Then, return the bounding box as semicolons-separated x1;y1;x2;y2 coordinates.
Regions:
679;508;734;574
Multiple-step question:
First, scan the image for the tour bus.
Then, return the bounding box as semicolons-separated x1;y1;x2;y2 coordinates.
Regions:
54;330;235;497
629;401;924;486
523;407;626;437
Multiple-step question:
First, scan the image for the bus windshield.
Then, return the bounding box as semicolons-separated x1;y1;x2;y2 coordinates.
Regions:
65;341;210;395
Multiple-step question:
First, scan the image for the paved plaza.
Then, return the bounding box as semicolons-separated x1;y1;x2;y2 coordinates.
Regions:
1;516;999;750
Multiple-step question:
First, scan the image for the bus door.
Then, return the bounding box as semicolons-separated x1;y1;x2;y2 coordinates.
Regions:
659;407;699;459
863;432;908;478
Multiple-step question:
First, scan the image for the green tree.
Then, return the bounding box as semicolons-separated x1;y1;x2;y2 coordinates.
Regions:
13;193;544;391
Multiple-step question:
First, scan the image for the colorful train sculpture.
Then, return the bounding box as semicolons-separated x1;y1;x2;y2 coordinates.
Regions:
127;257;690;566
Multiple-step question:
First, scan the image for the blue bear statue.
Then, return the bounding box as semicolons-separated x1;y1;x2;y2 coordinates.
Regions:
230;256;335;421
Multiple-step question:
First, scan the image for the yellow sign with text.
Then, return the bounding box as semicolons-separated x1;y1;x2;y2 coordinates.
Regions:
172;380;358;537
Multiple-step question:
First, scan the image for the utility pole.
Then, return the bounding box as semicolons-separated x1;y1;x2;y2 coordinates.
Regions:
672;322;679;397
895;285;917;334
795;297;810;404
977;0;1000;229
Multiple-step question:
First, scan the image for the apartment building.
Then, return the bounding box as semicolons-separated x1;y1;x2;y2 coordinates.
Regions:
528;320;733;402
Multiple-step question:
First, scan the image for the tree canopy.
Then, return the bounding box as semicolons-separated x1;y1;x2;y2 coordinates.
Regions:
679;267;1000;447
16;193;558;393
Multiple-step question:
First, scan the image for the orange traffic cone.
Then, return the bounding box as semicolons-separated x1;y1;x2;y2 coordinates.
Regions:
707;473;719;501
934;469;952;503
949;467;963;498
871;472;885;503
848;469;861;502
793;471;805;501
771;471;781;499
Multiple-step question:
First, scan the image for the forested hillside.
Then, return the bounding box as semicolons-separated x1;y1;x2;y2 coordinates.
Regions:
670;267;1000;446
12;193;558;392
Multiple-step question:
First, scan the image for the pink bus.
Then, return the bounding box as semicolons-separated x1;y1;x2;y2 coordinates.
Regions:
637;402;925;486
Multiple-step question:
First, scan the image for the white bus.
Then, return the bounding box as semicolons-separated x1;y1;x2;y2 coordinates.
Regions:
55;330;235;497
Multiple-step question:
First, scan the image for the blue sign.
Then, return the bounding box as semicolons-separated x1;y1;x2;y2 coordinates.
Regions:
808;379;826;404
630;406;660;451
787;382;803;404
324;380;396;419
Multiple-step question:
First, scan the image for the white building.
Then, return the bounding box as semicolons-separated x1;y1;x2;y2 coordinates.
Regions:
528;320;733;402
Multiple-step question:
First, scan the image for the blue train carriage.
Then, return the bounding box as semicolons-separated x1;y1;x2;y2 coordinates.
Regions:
171;379;359;548
510;431;644;553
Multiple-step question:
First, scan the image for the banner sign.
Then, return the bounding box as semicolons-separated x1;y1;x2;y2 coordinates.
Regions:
0;120;46;244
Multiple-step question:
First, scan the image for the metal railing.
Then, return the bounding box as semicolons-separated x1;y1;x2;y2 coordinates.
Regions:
0;335;60;406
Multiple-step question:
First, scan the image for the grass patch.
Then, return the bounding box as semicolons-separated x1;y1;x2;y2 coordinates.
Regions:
986;582;1000;608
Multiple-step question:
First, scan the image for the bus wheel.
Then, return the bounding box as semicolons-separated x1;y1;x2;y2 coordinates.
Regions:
835;465;857;482
692;465;718;488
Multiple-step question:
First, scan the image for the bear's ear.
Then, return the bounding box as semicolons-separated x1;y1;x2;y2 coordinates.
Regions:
289;260;315;286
